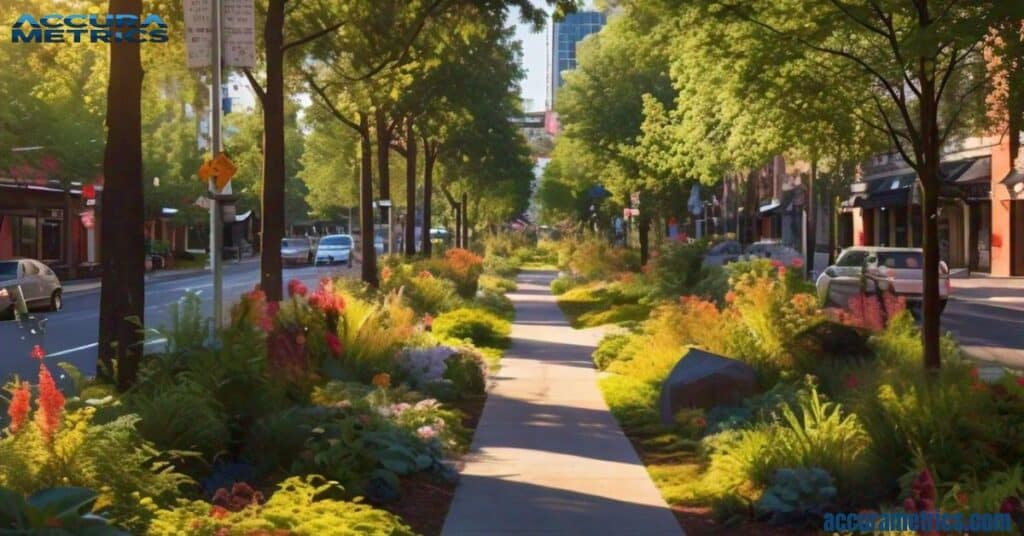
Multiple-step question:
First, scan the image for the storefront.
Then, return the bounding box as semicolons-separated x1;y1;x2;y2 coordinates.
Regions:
0;181;91;276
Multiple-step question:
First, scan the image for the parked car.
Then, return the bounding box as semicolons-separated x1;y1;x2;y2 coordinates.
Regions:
702;240;743;267
314;234;354;266
815;246;950;314
0;258;63;318
281;237;313;265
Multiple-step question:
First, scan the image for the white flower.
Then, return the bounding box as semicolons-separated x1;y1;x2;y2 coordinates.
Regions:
415;398;439;411
417;425;437;440
376;406;392;417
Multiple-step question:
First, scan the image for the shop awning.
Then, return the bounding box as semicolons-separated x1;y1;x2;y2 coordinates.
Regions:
953;157;990;184
759;200;781;215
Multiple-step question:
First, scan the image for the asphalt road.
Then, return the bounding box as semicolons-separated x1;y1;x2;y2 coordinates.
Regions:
0;258;356;383
943;298;1024;369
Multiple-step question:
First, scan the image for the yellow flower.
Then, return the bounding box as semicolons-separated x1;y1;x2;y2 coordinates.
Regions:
372;373;391;389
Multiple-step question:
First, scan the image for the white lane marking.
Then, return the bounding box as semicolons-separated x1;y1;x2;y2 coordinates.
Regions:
46;338;168;358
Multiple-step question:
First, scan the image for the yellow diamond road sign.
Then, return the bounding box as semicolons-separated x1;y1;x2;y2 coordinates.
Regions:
199;152;237;192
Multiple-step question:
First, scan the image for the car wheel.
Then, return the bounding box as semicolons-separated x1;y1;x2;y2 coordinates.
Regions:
50;290;63;312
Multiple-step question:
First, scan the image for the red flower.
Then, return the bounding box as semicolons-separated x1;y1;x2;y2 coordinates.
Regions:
30;345;45;360
325;332;342;356
969;367;979;380
209;505;230;519
790;257;805;268
423;314;434;329
287;279;308;298
381;267;393;282
7;381;31;434
771;259;784;269
845;374;861;390
1016;376;1024;387
35;364;65;443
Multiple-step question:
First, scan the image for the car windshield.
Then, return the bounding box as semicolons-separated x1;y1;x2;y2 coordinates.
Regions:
281;239;303;248
0;262;17;278
877;252;923;269
710;242;740;255
320;236;351;247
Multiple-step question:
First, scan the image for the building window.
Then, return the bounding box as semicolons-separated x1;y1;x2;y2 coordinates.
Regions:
13;216;37;258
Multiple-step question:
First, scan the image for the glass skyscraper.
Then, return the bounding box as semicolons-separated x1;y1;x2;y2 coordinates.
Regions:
549;11;606;108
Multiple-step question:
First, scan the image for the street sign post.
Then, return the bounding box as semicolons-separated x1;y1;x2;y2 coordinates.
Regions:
185;0;251;331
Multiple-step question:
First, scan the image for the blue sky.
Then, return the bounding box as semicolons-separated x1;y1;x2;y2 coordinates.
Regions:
512;8;550;113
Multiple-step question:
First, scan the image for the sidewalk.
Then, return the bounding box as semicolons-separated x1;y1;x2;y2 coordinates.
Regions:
950;276;1024;312
61;257;259;294
442;271;682;535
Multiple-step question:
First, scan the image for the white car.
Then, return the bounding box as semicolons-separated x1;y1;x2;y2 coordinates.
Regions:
816;247;949;314
314;234;353;266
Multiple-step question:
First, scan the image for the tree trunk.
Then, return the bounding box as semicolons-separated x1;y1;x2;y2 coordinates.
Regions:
461;191;469;249
805;157;817;274
421;140;435;256
259;0;286;302
919;57;942;371
98;0;144;389
360;114;378;287
454;201;462;248
404;120;416;257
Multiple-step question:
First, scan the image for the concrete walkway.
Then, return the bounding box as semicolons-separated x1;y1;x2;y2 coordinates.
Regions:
442;271;682;536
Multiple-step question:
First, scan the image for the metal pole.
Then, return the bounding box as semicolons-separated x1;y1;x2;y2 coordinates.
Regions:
209;0;224;331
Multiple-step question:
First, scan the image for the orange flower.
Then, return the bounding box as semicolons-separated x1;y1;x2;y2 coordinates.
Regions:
372;372;391;389
419;270;434;279
7;381;31;434
209;505;230;519
381;267;393;282
35;364;65;443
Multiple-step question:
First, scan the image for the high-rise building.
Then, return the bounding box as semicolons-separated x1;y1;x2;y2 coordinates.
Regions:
548;11;606;109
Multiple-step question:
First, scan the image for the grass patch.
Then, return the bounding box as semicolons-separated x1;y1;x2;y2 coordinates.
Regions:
556;281;650;329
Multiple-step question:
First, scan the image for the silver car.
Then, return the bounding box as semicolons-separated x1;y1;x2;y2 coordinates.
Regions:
744;240;804;268
816;247;950;314
703;240;743;268
281;237;313;265
314;234;354;266
0;259;63;318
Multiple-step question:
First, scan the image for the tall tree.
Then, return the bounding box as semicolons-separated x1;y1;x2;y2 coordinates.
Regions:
696;0;1018;369
98;0;145;389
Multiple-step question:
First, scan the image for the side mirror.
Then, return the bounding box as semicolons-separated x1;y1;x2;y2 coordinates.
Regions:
824;268;837;278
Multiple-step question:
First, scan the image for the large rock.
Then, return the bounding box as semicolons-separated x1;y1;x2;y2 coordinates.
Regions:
658;349;758;426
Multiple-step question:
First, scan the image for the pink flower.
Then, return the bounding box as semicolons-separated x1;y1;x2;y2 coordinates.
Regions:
1016;376;1024;387
770;259;784;269
7;381;31;434
790;257;805;268
30;345;45;360
417;425;437;440
325;332;342;356
35;364;65;443
287;279;308;298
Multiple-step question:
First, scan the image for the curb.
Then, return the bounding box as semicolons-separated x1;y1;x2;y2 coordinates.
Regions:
62;257;259;295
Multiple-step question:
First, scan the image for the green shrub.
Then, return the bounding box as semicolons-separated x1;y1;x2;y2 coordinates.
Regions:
124;377;230;460
444;353;487;396
483;255;519;278
550;276;573;295
474;290;515;320
593;333;631;370
148;475;415;536
0;486;124;534
404;273;459;315
479;274;517;294
0;406;192;532
648;241;707;299
433;308;511;348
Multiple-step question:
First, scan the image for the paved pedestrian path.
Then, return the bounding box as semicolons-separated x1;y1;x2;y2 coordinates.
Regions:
442;271;682;536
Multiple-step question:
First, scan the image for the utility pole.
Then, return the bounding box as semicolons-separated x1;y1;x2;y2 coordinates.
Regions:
208;0;224;331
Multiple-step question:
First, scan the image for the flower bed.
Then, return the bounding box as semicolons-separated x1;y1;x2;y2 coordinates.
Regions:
0;250;522;535
576;241;1024;533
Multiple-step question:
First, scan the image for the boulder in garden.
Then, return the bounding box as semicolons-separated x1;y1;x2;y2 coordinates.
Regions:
659;349;758;426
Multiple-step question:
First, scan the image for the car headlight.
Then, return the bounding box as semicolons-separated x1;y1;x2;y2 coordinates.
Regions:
0;288;7;298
